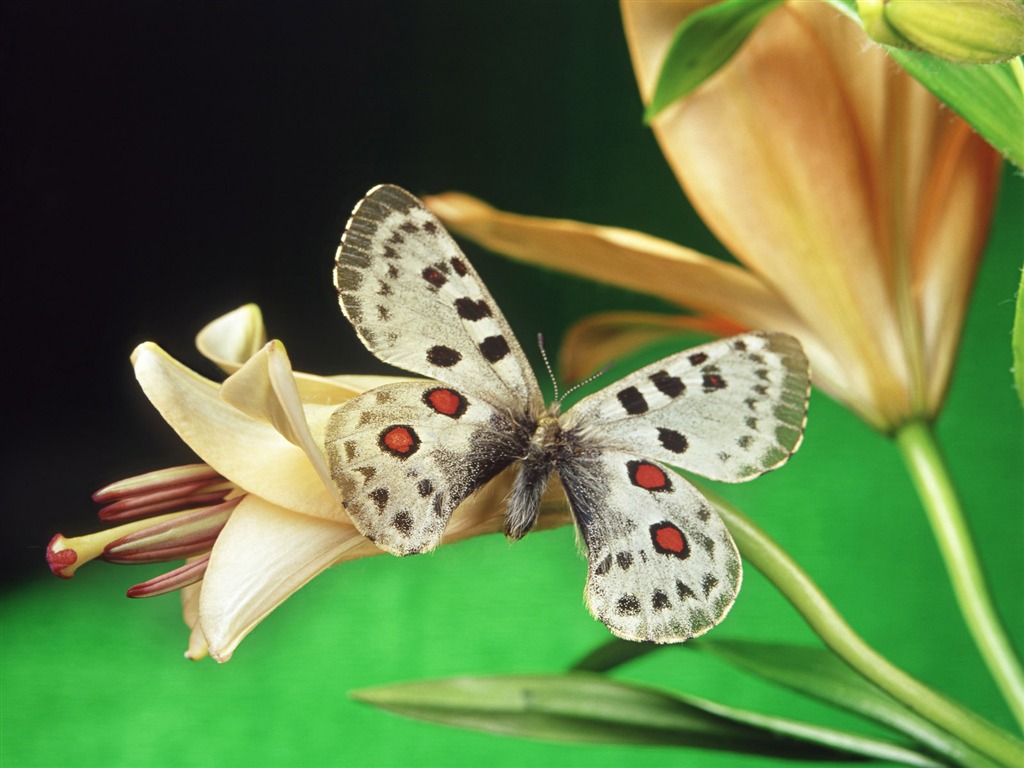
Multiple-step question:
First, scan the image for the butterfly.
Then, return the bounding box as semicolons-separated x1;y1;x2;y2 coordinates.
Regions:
326;184;810;643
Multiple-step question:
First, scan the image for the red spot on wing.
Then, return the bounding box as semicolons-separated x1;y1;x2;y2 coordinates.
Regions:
650;522;688;559
634;462;667;489
424;388;466;418
654;525;685;553
381;426;418;456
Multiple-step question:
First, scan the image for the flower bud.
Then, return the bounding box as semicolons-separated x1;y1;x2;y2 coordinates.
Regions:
858;0;1024;63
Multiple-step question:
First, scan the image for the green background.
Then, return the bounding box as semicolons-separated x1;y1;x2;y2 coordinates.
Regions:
2;2;1021;766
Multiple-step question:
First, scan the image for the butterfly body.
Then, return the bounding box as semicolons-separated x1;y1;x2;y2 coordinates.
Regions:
327;185;810;643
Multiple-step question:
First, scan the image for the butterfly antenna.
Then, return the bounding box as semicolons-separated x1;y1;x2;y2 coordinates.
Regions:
560;360;615;403
537;333;560;402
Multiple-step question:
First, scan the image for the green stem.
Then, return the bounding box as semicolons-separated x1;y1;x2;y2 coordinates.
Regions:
895;419;1024;731
705;488;1024;767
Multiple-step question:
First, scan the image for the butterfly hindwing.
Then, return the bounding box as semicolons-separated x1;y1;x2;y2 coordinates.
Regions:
325;380;519;555
559;448;741;643
334;184;542;411
565;332;809;482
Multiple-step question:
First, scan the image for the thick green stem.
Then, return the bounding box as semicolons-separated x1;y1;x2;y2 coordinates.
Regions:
895;419;1024;731
705;488;1024;767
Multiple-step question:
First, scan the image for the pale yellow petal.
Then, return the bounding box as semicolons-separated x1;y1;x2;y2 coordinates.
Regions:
132;343;341;520
424;191;799;333
558;311;744;383
294;374;415;406
220;341;345;510
195;304;267;375
180;579;209;660
198;495;375;662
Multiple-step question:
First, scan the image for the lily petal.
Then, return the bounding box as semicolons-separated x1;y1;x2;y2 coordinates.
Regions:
423;191;805;335
181;579;208;660
912;120;1001;412
196;304;267;374
198;494;377;662
196;303;382;404
132;342;341;520
219;341;343;509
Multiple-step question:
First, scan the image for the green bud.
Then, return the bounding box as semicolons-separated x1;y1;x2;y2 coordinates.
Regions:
858;0;1024;63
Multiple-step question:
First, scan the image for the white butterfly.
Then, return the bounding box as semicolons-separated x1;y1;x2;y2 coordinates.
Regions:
326;185;810;643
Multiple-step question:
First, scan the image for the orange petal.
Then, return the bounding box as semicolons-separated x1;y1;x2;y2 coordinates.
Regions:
625;1;957;429
911;121;1001;414
424;191;800;335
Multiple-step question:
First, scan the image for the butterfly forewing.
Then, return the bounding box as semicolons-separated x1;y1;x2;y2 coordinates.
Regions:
335;184;542;411
564;332;809;483
559;449;741;643
325;380;520;555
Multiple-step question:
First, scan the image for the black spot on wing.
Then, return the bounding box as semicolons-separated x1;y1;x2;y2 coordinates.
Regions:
657;428;688;454
455;298;492;321
652;590;671;610
615;552;633;571
701;573;719;598
676;580;697;601
616;594;641;616
650;370;684;398
369;487;389;513
617;386;648;415
479;335;510;363
422;266;447;287
427;345;462;367
392;511;414;535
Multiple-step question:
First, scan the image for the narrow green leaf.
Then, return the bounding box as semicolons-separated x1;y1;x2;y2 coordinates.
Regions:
352;673;943;765
694;639;999;768
570;637;659;672
644;0;784;122
1013;264;1024;408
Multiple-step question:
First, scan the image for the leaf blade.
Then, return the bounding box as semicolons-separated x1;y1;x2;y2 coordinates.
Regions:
695;639;999;768
352;673;943;765
644;0;784;122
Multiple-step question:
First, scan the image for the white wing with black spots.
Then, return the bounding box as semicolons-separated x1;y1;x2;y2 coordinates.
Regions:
327;185;811;645
334;184;543;412
564;332;809;482
325;380;521;555
559;448;741;643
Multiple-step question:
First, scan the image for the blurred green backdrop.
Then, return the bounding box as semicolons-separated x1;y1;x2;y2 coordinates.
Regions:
2;2;1021;767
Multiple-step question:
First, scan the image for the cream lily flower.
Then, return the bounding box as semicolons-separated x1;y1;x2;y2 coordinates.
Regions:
424;1;1001;434
49;305;569;661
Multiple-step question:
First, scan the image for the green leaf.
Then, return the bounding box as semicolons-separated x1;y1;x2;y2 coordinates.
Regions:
644;0;784;122
694;639;999;768
352;673;944;765
1014;263;1024;408
570;637;660;672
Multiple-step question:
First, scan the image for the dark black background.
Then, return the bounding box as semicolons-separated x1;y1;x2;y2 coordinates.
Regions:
2;1;718;586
